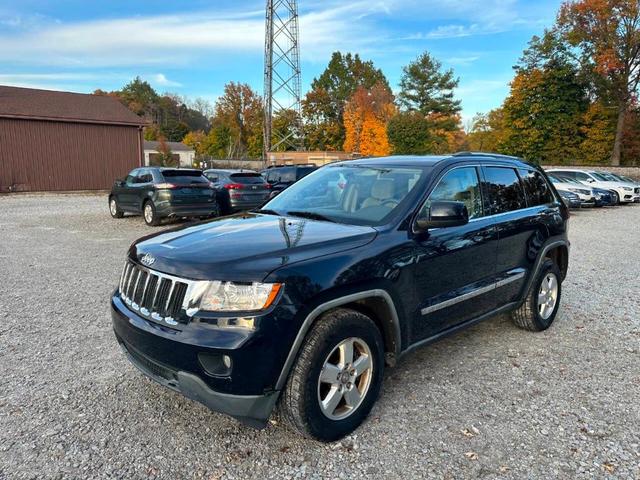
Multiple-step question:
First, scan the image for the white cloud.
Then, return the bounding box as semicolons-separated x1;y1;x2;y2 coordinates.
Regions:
0;5;380;68
151;73;182;87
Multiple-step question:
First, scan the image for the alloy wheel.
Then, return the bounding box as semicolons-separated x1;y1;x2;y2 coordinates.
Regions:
317;337;373;420
110;199;117;216
538;272;558;320
144;204;154;223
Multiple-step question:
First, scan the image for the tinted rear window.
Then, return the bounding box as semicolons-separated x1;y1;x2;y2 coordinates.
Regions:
160;170;208;184
229;173;267;184
484;167;527;214
519;169;554;206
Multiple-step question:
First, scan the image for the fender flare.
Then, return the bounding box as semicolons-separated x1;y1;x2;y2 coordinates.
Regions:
274;289;401;391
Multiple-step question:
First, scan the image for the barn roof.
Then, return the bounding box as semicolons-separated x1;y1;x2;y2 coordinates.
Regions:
0;85;146;126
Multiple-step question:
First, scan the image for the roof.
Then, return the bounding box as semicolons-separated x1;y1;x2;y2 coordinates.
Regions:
204;169;259;174
345;153;526;168
144;140;194;152
0;85;146;126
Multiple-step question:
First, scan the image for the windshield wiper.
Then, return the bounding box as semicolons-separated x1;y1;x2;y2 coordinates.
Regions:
253;209;282;216
286;211;336;223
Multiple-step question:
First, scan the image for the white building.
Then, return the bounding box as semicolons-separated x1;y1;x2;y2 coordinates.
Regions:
143;141;195;168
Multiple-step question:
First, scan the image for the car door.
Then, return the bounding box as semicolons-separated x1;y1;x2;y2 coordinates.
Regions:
482;166;554;305
134;169;154;212
118;169;140;210
410;165;499;340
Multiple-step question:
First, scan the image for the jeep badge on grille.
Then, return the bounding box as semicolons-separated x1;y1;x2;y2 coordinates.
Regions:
140;253;156;267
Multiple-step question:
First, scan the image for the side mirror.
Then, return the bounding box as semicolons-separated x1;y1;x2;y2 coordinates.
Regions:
586;178;595;183
415;201;469;232
115;179;125;187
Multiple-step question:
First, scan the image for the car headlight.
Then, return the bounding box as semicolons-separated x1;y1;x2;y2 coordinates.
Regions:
623;187;632;191
198;281;282;312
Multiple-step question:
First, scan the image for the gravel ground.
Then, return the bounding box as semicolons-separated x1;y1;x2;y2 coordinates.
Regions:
1;194;639;480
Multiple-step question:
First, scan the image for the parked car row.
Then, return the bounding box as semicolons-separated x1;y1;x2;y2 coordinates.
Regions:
109;164;638;227
546;168;640;208
109;164;319;226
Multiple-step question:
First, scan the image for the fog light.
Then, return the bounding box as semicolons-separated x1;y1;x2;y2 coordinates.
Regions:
198;353;233;377
223;355;232;369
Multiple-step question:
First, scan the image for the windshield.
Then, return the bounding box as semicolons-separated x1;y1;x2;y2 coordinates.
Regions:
264;164;427;226
591;172;610;181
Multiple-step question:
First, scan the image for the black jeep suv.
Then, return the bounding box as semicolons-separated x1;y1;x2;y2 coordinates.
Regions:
111;154;569;441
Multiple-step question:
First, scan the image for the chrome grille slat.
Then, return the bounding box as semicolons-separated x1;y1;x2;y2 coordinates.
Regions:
118;261;191;326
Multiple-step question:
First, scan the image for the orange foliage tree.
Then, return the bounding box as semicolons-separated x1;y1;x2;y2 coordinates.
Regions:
343;83;396;156
558;0;640;165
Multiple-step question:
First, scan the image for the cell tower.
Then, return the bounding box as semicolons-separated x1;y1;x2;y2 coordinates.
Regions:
264;0;303;158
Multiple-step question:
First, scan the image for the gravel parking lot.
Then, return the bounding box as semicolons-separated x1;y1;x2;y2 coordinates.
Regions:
1;194;639;479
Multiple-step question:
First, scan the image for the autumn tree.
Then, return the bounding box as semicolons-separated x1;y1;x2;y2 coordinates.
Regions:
271;109;303;152
558;0;640;165
303;52;389;150
466;109;508;153
182;130;208;157
154;137;178;167
501;32;589;163
579;101;617;164
343;83;396;156
211;82;264;158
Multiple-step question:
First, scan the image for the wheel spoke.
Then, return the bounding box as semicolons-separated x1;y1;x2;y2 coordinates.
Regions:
339;339;354;366
343;386;362;407
538;292;547;305
321;386;343;414
548;275;558;294
319;363;341;384
352;354;371;377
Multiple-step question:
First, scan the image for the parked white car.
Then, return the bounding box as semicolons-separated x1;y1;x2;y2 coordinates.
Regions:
546;173;596;206
547;168;639;205
598;172;640;203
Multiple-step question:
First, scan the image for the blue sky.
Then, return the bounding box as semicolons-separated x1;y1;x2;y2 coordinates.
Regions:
0;0;563;123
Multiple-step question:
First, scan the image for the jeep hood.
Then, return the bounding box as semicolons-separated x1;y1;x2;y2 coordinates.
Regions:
130;213;377;281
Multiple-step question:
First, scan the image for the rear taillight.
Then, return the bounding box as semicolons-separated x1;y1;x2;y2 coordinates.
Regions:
225;183;245;190
265;183;272;189
155;183;178;189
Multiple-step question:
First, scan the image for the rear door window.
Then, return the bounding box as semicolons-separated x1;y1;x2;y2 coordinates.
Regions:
518;169;554;206
483;167;527;215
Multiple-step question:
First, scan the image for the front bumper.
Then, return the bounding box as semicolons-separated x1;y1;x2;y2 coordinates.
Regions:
111;295;297;427
115;332;278;428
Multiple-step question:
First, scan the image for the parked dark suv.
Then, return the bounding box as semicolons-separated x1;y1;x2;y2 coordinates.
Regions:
262;164;317;197
111;153;569;441
109;168;219;226
203;169;271;213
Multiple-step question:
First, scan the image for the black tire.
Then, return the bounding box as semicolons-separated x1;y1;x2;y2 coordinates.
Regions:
143;200;160;226
511;259;562;332
278;308;385;442
611;191;620;205
109;196;124;219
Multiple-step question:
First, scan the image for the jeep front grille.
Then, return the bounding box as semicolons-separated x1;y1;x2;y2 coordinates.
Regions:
119;261;192;325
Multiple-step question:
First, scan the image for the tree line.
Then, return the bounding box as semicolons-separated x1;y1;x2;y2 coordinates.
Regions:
98;0;639;166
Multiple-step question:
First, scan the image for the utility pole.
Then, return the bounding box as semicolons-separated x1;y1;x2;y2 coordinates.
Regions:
264;0;303;160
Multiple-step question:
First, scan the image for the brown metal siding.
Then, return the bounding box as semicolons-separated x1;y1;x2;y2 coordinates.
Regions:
0;118;142;192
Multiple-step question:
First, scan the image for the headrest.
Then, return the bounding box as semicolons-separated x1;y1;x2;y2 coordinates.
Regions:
371;179;395;200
